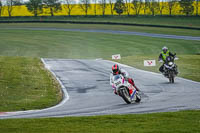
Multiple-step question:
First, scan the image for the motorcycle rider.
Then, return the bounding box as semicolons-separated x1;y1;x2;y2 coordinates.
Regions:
158;46;177;74
110;64;140;95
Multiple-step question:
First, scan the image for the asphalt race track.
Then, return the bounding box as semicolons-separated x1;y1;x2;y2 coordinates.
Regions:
1;59;200;119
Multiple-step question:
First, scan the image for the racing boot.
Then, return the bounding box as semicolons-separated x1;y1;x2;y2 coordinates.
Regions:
114;89;117;95
134;85;140;92
128;78;141;92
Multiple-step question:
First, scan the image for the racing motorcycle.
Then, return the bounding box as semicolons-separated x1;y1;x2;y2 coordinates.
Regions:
111;74;141;104
161;55;178;83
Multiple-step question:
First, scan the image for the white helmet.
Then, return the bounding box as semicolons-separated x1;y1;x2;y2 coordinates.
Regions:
162;46;168;53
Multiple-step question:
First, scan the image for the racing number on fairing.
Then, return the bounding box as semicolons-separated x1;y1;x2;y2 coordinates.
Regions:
115;81;121;86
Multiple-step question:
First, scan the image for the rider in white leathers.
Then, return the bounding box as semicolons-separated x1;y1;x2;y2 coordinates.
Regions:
110;64;140;95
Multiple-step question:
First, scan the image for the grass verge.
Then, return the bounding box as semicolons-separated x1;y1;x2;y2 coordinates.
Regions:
0;29;199;58
0;23;200;37
0;56;62;112
1;16;200;28
0;110;200;133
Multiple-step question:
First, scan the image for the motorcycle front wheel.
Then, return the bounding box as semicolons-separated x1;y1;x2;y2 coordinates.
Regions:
119;88;132;104
169;72;175;83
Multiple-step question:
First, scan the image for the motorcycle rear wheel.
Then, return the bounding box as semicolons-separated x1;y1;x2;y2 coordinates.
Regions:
135;93;141;103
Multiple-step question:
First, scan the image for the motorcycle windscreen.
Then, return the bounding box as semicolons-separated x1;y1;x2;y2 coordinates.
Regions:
113;75;121;81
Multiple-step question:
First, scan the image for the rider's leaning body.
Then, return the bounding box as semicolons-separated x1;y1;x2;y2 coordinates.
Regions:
110;64;140;95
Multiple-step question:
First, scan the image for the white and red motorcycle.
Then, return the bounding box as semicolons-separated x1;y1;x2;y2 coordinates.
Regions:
111;74;141;104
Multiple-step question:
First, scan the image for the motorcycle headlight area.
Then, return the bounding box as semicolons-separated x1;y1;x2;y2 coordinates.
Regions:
169;62;173;66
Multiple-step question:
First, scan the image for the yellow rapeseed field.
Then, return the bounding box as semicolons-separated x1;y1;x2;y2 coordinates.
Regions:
1;2;200;17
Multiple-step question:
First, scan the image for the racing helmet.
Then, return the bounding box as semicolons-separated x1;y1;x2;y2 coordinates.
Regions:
162;46;168;54
112;64;119;75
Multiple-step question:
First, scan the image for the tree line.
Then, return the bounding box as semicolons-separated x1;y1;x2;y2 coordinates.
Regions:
0;0;199;17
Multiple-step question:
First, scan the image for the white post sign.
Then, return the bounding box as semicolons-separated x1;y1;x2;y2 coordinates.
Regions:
144;60;156;66
112;54;121;60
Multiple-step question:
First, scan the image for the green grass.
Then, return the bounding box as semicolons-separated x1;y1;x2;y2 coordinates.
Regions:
0;110;200;133
1;15;200;28
0;23;200;37
0;29;199;58
0;56;62;111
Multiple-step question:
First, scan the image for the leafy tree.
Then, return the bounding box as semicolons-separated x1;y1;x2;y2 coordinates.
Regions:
179;0;194;16
144;0;150;15
132;0;142;15
43;0;62;16
6;0;13;17
79;0;91;16
114;0;126;15
0;0;3;17
93;0;97;16
124;0;131;16
63;0;76;16
158;0;165;15
109;0;115;15
99;0;107;16
195;0;199;16
25;0;43;17
148;0;159;16
5;0;22;17
168;0;177;16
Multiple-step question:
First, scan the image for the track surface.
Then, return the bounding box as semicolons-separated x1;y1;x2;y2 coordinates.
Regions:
1;59;200;119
